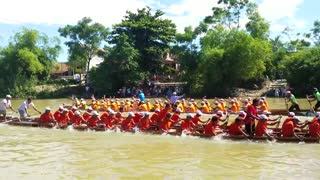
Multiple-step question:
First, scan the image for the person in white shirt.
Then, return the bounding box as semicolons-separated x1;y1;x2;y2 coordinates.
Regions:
18;97;41;118
0;95;17;119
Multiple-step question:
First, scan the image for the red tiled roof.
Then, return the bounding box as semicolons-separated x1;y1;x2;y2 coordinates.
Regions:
52;63;69;74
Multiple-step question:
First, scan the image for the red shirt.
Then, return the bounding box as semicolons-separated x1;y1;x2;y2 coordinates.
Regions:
244;105;257;124
56;114;69;126
171;113;180;124
53;110;62;120
150;112;159;124
228;122;243;135
121;117;134;131
282;120;296;137
39;112;54;124
100;112;109;120
68;110;75;120
192;116;200;125
87;116;98;127
309;121;320;138
180;120;194;132
204;121;218;135
255;120;268;137
160;119;170;131
83;111;91;121
158;109;170;123
104;116;117;129
133;113;143;124
311;117;318;125
139;117;150;131
72;115;85;126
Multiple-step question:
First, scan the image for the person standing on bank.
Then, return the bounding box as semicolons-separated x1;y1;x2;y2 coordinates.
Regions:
0;95;17;119
18;97;42;118
138;90;145;102
244;98;260;136
307;88;320;111
285;91;301;111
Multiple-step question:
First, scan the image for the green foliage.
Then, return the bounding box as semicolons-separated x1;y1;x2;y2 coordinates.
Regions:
59;17;109;83
90;33;146;94
0;28;61;97
282;47;320;94
191;29;272;96
110;7;176;74
204;0;250;30
245;3;270;40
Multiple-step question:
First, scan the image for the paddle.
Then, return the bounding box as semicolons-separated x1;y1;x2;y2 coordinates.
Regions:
306;95;315;113
284;97;289;112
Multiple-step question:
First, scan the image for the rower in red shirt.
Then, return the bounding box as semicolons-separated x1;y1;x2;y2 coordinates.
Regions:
310;112;320;125
157;103;171;124
204;116;223;136
228;117;248;137
104;111;117;129
87;111;100;128
192;110;202;126
72;111;86;128
169;108;181;128
283;112;295;125
133;112;143;125
180;114;195;134
282;116;309;138
56;108;70;128
254;113;281;139
39;107;55;127
53;106;64;120
150;108;160;125
309;117;320;138
159;113;173;132
82;107;93;121
244;98;260;136
68;106;77;120
121;112;135;132
138;112;151;131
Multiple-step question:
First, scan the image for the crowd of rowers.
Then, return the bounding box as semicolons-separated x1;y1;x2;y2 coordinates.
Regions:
1;93;320;140
34;96;320;140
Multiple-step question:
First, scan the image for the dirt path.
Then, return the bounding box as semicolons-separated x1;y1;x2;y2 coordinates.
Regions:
234;80;287;97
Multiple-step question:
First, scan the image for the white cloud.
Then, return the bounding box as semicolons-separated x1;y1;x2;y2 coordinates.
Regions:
0;0;307;35
0;0;148;25
163;0;218;32
0;0;217;33
258;0;305;32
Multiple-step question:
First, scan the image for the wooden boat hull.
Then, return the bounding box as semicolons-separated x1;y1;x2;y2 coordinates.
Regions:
7;121;39;127
269;109;313;116
220;135;319;143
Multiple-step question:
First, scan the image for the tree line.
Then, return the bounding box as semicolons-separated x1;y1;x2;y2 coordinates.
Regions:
1;0;320;98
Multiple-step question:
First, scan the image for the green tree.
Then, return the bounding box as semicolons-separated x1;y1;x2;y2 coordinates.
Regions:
204;0;250;30
110;7;176;75
195;29;272;96
58;17;109;84
0;28;61;96
282;47;320;94
90;33;145;94
245;3;270;40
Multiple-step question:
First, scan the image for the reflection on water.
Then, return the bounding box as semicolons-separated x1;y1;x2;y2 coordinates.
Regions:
0;125;320;179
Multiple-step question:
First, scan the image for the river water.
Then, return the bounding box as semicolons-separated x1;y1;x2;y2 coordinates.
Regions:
1;98;319;179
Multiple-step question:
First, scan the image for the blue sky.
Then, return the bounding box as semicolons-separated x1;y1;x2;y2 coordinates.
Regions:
0;0;319;62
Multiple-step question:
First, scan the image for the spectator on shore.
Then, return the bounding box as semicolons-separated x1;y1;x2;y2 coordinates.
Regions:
138;90;145;102
170;92;184;104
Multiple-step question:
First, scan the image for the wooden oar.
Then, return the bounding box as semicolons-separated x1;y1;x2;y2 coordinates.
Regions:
306;95;315;114
284;97;289;112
